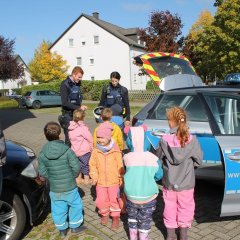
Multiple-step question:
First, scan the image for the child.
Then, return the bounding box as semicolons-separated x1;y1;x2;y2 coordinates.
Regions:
89;122;124;230
156;107;203;240
38;122;86;238
68;109;93;185
123;125;163;240
93;108;124;150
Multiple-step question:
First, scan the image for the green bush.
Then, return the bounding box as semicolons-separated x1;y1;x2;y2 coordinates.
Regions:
19;79;110;100
146;80;159;90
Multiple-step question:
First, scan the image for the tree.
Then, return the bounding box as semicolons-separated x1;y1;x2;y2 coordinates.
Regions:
28;41;69;82
182;10;214;81
0;35;24;81
214;0;223;7
203;0;240;79
138;10;183;52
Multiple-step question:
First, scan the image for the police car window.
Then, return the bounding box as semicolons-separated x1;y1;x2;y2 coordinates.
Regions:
204;95;240;135
149;94;207;122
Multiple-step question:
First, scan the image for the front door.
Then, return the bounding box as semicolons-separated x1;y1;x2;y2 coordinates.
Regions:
203;93;240;216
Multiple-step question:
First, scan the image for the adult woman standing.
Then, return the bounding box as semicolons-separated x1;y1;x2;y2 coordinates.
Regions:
99;71;131;126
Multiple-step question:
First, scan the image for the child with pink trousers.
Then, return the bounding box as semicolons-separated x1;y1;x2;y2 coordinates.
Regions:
156;107;203;240
89;122;124;231
68;109;93;185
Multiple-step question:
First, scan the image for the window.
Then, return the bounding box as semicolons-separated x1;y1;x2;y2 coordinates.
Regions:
94;35;99;44
81;41;86;46
90;58;94;65
204;94;240;135
68;38;74;47
149;94;208;122
81;38;86;46
76;57;82;66
91;76;95;80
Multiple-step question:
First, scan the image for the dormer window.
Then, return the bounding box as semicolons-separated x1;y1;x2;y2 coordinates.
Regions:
68;38;74;47
94;35;99;44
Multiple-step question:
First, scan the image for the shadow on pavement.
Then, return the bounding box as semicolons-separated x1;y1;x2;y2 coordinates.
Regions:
0;108;36;130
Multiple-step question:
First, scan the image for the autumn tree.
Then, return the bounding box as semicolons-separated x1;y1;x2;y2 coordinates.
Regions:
0;35;24;81
182;10;214;81
201;0;240;79
138;10;183;52
28;41;69;82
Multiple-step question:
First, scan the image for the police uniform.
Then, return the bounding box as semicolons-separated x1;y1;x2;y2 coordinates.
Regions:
99;83;131;122
59;76;82;146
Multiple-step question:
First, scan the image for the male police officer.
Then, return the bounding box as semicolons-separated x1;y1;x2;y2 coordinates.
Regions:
60;66;87;146
99;71;131;126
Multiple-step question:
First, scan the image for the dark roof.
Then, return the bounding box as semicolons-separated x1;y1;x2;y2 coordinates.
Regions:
49;13;145;50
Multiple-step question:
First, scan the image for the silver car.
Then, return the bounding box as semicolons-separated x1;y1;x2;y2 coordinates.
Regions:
22;90;61;109
133;86;240;217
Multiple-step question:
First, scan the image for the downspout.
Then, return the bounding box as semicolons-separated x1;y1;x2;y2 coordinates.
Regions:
129;44;133;90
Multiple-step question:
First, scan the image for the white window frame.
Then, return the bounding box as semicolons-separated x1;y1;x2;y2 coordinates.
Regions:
68;38;74;47
89;58;94;65
76;57;82;66
94;35;99;44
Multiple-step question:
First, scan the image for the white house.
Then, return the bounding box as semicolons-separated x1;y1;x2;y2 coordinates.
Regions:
0;55;32;92
49;12;148;90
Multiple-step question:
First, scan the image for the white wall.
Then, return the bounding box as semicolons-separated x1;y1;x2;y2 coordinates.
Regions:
51;16;146;90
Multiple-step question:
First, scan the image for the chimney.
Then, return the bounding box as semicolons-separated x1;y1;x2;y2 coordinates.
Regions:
92;12;99;19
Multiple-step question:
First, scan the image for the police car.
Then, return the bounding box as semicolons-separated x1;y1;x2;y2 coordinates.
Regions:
133;52;240;217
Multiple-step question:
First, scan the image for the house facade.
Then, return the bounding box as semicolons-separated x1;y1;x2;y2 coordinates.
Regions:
0;55;32;91
49;12;148;90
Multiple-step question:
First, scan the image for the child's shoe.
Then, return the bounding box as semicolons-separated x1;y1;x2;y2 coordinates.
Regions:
111;216;120;230
139;231;149;240
59;228;68;238
101;216;109;225
179;227;188;240
71;225;87;234
166;228;177;240
129;228;138;240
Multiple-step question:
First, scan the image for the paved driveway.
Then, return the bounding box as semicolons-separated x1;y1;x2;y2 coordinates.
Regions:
1;108;240;240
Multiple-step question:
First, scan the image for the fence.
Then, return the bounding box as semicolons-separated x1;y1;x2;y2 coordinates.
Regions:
128;90;160;102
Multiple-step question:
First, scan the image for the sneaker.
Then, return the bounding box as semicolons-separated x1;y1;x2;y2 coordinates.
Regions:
71;225;87;234
101;216;109;225
59;228;68;238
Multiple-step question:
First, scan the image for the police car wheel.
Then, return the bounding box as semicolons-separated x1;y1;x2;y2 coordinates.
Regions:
32;101;41;109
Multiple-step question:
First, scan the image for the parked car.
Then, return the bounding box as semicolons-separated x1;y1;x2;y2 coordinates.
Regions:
132;85;240;217
223;73;240;85
22;90;61;109
0;140;49;240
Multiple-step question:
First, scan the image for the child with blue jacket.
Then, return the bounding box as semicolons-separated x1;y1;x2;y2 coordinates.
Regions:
123;125;163;240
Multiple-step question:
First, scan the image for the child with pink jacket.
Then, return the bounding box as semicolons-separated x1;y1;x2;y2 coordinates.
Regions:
68;109;93;185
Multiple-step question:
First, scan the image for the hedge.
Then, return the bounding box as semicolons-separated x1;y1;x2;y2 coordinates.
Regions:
19;80;110;101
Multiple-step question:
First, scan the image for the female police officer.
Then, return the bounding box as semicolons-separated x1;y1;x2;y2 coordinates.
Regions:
99;71;131;127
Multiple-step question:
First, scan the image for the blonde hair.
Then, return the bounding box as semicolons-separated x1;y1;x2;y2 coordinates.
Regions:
166;107;189;147
73;109;85;122
101;108;112;121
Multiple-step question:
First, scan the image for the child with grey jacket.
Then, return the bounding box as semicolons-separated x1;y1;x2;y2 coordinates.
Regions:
156;107;203;240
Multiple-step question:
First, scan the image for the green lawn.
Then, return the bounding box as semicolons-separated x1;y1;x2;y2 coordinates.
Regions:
0;97;19;109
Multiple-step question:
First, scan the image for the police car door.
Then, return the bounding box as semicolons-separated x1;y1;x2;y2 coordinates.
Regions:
203;92;240;217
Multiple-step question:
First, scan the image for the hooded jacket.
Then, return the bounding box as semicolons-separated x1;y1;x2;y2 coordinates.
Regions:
38;140;80;193
156;130;203;191
68;120;93;157
89;144;124;187
123;126;163;203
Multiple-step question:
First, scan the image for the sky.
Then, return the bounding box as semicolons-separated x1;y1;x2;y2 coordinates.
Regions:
1;0;216;64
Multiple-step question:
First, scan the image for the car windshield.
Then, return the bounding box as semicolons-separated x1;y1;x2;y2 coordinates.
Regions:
148;94;208;122
148;56;196;79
